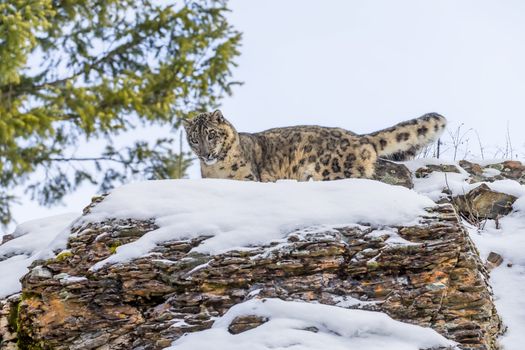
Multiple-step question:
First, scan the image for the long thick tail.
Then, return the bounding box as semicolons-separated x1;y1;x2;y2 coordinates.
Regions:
365;112;447;161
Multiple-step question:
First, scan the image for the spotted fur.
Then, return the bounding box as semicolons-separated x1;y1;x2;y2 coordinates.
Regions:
183;110;446;181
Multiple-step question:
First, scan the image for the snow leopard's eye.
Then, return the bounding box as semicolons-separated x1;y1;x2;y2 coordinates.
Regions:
208;132;216;140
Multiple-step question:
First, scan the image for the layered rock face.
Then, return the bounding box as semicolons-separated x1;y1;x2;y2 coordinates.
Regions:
3;159;522;350
9;204;499;350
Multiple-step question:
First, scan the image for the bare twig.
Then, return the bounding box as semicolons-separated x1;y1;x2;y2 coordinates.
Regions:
473;130;485;160
506;121;514;160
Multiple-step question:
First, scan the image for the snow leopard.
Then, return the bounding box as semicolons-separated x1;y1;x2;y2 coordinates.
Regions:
183;110;446;181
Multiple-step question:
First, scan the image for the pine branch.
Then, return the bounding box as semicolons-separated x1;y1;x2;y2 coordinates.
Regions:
48;156;128;164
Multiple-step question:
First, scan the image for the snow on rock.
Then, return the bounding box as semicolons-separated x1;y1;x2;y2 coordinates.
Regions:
167;298;458;350
332;295;381;308
406;159;525;201
406;159;525;350
84;179;434;269
0;255;35;299
401;158;525;350
466;206;525;350
0;213;79;298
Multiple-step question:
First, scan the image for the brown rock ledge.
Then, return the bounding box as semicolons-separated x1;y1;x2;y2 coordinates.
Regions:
9;203;502;350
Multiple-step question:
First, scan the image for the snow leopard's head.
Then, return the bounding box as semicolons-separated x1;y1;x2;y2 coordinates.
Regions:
183;110;237;165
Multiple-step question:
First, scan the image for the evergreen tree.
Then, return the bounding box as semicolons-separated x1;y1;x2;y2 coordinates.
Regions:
0;0;241;225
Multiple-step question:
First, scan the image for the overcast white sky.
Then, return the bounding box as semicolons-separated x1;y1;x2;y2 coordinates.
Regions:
7;0;525;231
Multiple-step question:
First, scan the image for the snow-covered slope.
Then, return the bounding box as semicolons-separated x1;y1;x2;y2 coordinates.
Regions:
0;213;78;298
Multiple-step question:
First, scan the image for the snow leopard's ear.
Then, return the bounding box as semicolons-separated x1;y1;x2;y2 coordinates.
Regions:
181;118;193;131
211;109;225;123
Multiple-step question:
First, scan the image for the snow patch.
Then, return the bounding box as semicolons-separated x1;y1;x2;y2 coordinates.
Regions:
366;228;420;246
402;158;461;172
1;213;79;259
0;213;78;298
482;168;501;177
332;295;381;308
85;179;434;269
166;298;457;350
490;265;525;350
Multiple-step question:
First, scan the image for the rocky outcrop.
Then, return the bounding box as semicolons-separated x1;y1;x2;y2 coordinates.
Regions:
459;160;525;185
453;184;517;221
3;159;522;350
372;158;413;188
9;203;501;350
414;160;522;221
415;160;525;185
